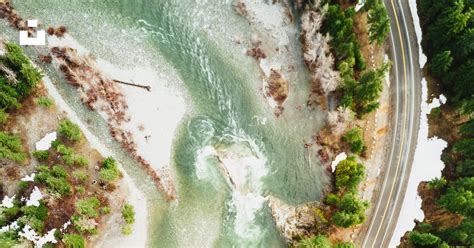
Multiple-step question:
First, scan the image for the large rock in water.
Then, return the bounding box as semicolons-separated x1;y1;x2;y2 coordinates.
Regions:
267;196;328;243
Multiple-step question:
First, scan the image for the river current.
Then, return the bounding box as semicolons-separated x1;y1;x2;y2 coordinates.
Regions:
8;0;330;246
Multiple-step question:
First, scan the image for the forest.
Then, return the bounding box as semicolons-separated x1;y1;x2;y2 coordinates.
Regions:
406;0;474;246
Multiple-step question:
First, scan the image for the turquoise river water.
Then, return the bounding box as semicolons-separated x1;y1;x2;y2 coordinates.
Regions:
6;0;330;247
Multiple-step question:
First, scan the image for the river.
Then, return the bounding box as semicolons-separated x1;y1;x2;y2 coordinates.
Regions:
8;0;329;246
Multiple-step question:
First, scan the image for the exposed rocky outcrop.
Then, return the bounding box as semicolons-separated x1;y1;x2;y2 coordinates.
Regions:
398;182;464;247
268;196;329;243
265;69;289;117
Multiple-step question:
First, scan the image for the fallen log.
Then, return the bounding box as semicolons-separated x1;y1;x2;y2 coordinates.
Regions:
113;79;151;92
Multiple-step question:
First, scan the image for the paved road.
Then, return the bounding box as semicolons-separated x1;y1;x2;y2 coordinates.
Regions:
361;0;422;247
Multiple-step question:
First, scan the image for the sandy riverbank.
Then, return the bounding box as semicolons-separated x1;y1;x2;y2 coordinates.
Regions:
47;34;187;198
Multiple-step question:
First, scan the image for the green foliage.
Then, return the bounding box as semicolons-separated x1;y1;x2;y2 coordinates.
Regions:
72;170;89;183
101;206;111;215
454;138;474;158
438;177;474;217
295;234;332;248
0;131;26;162
323;4;366;81
18;215;44;232
35;165;72;196
409;231;440;246
460;120;474;137
331;193;369;228
342;128;365;154
75;197;101;218
325;193;341;206
20;63;42;88
353;62;390;116
56;144;88;167
430;107;442;119
367;4;390;45
0;232;17;248
36;96;53;108
63;234;85;248
334;156;365;190
0;109;8;124
75;186;85;195
122;204;135;224
456;159;474;176
71;215;98;234
418;0;474;104
32;150;49;160
21;202;48;221
58;119;82;142
99;157;120;182
430;51;453;77
122;225;133;236
334;242;356;248
0;43;41;107
18;180;29;190
428;177;448;190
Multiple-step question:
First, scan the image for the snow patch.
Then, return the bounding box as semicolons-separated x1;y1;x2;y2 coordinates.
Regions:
331;152;347;173
1;195;15;208
389;79;447;247
0;221;19;233
21;173;36;182
18;225;57;247
35;132;57;151
25;187;43;207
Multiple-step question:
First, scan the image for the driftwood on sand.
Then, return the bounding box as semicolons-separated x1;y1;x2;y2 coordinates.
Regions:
113;79;151;92
50;46;175;200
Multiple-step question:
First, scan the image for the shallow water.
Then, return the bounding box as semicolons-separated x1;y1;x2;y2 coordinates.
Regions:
10;0;330;246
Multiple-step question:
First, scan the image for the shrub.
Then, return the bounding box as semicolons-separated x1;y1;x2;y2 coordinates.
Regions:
295;235;332;248
122;204;135;224
332;193;369;228
51;165;68;178
71;215;98;234
63;234;85;248
18;181;29;190
409;231;440;246
334;242;356;248
74;155;89;167
35;167;72;196
0;110;8;124
334;156;365;190
428;177;447;190
58;119;82;142
101;207;111;215
36;97;53;108
72;170;88;183
99;157;120;182
75;197;100;218
75;186;85;195
32;150;49;160
122;225;133;235
342;128;365;154
430;107;442;119
325;193;341;206
17;215;44;232
21;202;48;221
0;131;26;162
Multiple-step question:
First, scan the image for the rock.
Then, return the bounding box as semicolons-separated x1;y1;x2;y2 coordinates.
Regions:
266;69;288;105
267;196;329;243
234;0;248;16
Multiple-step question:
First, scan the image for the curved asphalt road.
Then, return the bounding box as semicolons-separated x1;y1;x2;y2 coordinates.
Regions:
361;0;422;247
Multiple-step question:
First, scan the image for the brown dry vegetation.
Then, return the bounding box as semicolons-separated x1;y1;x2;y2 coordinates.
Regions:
50;46;173;200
